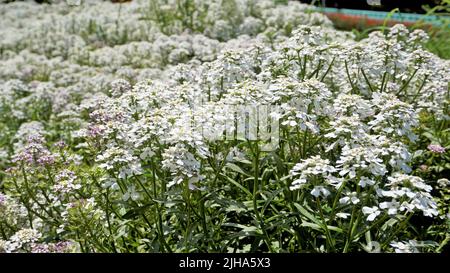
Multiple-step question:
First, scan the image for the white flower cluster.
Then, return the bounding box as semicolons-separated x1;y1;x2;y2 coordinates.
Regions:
289;156;336;192
0;228;41;253
81;23;447;207
378;173;438;217
0;193;29;228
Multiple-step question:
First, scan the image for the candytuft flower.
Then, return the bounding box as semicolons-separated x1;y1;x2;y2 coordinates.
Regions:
427;144;446;154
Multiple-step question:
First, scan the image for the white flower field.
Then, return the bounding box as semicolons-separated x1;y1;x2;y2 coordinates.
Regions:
0;0;449;253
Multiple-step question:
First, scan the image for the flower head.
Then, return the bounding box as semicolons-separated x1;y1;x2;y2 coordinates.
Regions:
427;144;446;154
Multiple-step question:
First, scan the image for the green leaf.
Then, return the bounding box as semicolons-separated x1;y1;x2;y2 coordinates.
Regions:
422;132;437;142
225;163;250;176
225;203;247;213
261;189;284;213
233;158;253;165
122;203;155;219
222;174;252;197
300;222;343;233
221;223;262;235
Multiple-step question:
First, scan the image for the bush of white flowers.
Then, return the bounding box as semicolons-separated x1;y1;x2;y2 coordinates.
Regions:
0;0;449;253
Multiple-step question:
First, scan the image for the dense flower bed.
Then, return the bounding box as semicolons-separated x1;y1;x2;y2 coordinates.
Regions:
0;0;449;253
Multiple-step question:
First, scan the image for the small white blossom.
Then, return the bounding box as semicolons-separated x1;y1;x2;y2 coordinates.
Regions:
362;206;381;221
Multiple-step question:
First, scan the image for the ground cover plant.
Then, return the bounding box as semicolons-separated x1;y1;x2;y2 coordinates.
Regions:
0;0;449;253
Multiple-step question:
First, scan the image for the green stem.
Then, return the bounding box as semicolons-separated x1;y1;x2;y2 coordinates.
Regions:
396;68;419;96
198;191;208;239
104;187;118;253
345;60;357;94
361;68;374;94
316;197;335;252
320;57;335;81
150;160;172;253
21;164;54;218
0;223;8;240
183;179;192;252
330;180;347;221
380;213;413;249
251;141;274;252
437;234;450;253
343;185;361;253
410;75;429;103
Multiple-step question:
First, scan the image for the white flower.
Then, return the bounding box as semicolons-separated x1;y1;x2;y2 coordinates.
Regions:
437;178;450;188
339;192;360;205
390;240;420;253
122;185;141;202
362;206;381;221
359;176;376;188
289;156;336;190
139;148;155;160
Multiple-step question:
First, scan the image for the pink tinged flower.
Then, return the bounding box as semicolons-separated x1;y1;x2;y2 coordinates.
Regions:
27;134;45;145
31;243;51;253
87;125;104;138
427;144;446;154
54;140;67;149
53;241;72;253
31;241;72;253
4;167;17;174
66;202;76;209
13;151;33;164
56;170;77;183
0;194;6;206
